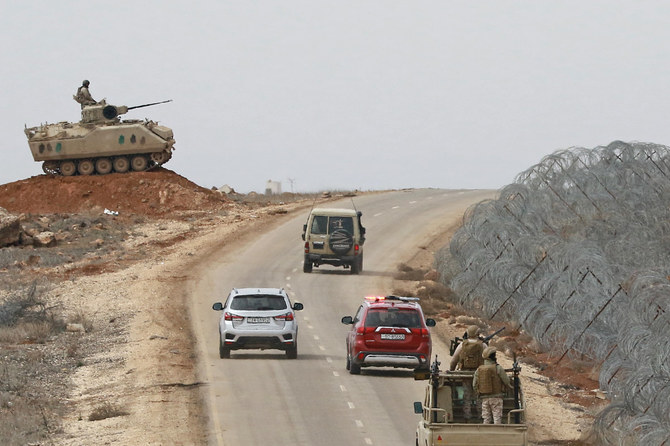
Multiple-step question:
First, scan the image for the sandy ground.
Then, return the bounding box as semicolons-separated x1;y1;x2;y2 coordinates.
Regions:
51;200;310;445
3;180;601;445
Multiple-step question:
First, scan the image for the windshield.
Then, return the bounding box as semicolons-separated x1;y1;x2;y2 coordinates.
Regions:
365;308;422;328
230;295;288;311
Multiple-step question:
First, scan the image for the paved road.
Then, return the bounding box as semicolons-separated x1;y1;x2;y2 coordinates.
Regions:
189;189;494;446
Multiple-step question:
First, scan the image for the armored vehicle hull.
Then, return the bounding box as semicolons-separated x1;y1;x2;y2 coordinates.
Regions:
24;101;175;176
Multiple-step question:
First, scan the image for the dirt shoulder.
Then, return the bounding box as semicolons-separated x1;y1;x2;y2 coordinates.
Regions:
0;174;602;445
390;221;604;445
51;198;320;445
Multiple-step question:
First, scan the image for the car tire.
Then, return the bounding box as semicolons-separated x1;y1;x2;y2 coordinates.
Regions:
329;229;353;254
346;354;351;371
349;361;361;375
219;338;231;359
351;259;359;275
303;257;312;273
358;254;363;272
286;342;298;359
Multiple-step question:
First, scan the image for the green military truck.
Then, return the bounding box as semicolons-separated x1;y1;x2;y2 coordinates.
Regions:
413;359;527;446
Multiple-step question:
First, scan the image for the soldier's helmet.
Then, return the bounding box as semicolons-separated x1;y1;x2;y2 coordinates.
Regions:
482;346;497;359
82;80;90;87
466;325;479;338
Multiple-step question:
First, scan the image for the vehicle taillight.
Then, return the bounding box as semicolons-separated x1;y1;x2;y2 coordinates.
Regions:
224;312;244;321
420;328;430;338
354;244;360;254
304;242;309;253
275;312;294;321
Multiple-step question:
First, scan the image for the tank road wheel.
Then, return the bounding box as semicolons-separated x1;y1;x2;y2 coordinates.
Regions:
42;161;59;175
60;161;76;176
78;160;94;175
131;155;148;171
95;158;113;175
113;157;130;173
150;151;167;164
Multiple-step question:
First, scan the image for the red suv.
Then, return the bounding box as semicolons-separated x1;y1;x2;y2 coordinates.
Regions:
341;296;436;374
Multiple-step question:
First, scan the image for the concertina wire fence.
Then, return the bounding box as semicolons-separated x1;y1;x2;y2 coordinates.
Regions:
435;141;670;445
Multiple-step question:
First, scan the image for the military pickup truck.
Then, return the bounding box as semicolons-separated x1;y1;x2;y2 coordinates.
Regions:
413;358;527;446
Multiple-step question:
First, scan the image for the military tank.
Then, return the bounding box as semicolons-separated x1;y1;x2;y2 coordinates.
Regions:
24;99;175;176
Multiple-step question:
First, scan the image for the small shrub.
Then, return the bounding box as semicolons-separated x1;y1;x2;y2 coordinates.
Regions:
70;308;93;333
0;363;27;393
393;264;428;281
88;402;129;421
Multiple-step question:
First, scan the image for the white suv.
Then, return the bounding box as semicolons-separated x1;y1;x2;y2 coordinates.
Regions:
212;288;303;359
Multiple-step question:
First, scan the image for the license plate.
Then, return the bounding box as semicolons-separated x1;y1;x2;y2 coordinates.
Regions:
381;333;405;340
247;317;271;324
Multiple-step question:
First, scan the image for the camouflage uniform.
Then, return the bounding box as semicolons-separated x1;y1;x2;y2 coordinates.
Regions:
473;348;513;424
449;326;485;420
74;80;96;109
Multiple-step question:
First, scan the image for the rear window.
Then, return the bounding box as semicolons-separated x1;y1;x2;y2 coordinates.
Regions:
310;215;354;235
364;308;422;328
310;215;328;235
328;216;353;234
230;295;287;311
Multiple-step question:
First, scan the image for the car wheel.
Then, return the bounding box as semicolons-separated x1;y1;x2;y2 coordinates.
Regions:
350;360;361;375
286;342;298;359
303;257;312;273
329;229;353;254
219;338;230;359
358;254;363;272
346;354;351;371
351;259;359;275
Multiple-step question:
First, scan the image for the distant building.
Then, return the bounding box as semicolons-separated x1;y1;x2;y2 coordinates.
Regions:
217;184;234;194
265;180;282;195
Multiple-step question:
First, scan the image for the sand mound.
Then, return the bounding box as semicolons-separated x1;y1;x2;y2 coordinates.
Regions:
0;168;227;216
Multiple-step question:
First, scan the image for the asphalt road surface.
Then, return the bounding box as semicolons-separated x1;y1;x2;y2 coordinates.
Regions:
190;189;494;446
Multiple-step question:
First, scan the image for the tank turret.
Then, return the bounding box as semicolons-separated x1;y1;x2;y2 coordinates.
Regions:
25;99;175;176
80;99;172;124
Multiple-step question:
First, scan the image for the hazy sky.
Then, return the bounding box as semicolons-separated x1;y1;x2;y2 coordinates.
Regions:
2;1;669;193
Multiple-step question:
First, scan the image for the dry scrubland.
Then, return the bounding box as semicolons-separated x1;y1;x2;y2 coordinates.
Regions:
0;168;599;445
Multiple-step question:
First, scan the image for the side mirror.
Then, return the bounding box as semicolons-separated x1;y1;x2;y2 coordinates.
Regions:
293;302;304;311
212;302;223;311
425;318;436;327
341;316;353;325
413;402;423;414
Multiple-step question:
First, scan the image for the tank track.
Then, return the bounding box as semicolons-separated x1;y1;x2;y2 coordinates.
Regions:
42;151;172;176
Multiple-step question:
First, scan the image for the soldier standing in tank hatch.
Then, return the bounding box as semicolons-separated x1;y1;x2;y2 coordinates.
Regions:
449;325;485;421
473;347;513;424
73;80;96;108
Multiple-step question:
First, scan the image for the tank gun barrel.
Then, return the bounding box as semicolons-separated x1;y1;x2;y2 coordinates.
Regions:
127;99;172;111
